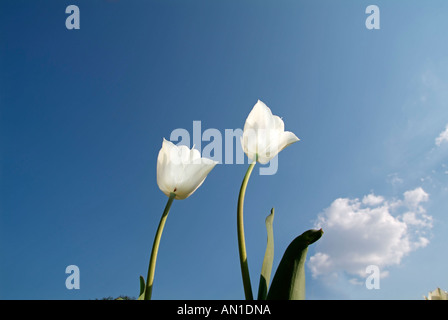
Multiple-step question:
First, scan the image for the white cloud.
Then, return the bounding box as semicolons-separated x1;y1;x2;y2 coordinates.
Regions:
362;193;384;206
309;188;432;282
435;124;448;146
403;187;429;208
402;212;432;228
387;173;403;186
348;278;364;286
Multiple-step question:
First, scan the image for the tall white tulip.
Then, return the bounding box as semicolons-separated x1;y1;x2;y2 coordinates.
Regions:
241;100;299;164
144;138;217;300
237;100;299;300
157;138;217;200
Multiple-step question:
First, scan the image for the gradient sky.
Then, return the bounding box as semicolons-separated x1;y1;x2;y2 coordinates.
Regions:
1;0;448;300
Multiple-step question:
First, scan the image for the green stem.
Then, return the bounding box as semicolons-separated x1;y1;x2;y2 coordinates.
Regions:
144;192;176;300
237;160;256;300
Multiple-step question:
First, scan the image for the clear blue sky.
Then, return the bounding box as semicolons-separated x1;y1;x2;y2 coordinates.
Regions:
1;0;447;300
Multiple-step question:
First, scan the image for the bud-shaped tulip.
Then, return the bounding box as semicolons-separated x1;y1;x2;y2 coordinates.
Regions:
241;100;300;164
144;139;217;300
157;138;217;200
237;100;300;300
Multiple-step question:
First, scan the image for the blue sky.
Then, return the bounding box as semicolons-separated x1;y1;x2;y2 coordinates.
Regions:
1;0;447;300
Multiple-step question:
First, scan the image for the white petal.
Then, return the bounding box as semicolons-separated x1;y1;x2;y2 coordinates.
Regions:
243;100;273;132
174;159;217;199
156;138;217;199
241;129;258;162
241;100;299;163
156;139;179;196
278;131;300;151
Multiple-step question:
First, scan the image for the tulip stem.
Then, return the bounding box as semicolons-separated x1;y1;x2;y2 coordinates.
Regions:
237;160;257;300
144;192;176;300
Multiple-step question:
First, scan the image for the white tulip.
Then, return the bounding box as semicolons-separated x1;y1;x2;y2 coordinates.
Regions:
237;100;299;299
157;138;217;200
145;138;217;300
241;100;300;164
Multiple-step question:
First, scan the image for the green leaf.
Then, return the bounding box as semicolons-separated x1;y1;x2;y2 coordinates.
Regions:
138;276;145;300
267;228;323;300
257;208;275;300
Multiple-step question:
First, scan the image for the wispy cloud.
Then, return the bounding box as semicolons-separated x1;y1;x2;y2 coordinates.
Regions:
309;188;432;282
435;124;448;146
